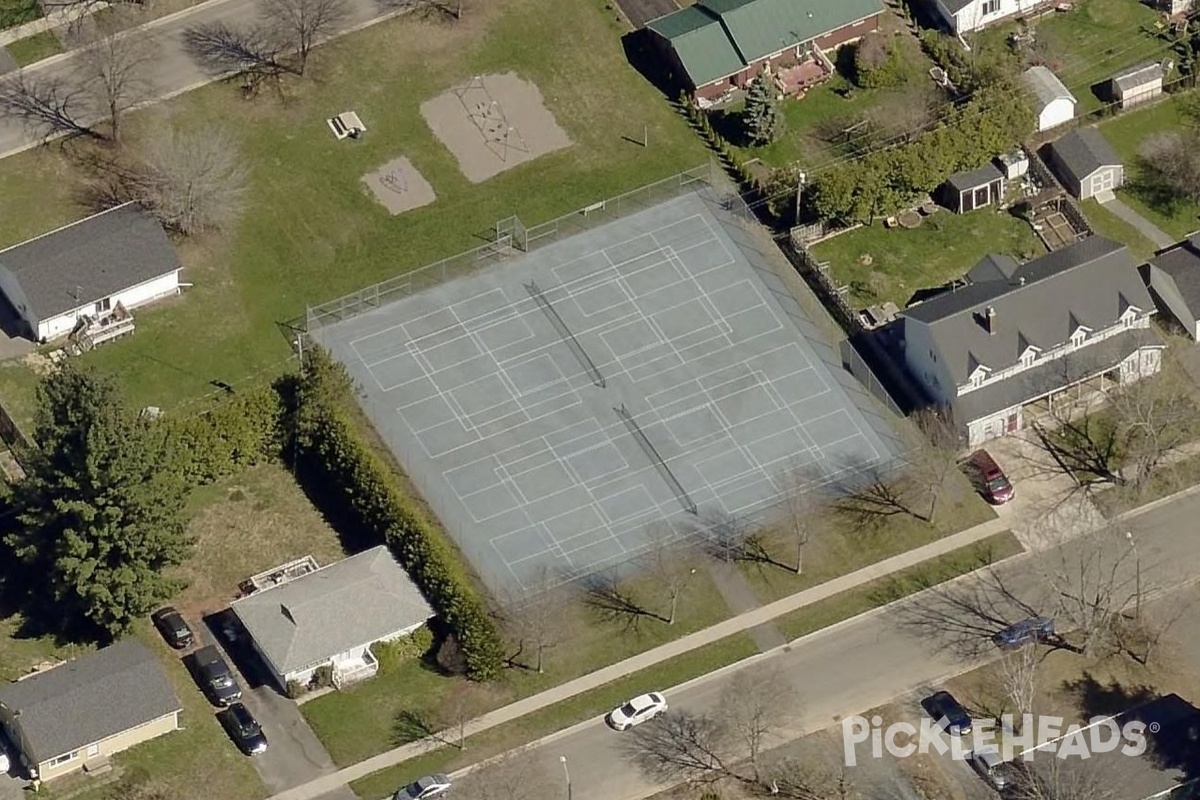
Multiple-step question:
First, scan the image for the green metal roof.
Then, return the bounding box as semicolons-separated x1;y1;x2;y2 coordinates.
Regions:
715;0;884;63
649;0;883;87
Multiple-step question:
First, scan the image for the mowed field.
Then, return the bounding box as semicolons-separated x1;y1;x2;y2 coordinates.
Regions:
0;0;706;412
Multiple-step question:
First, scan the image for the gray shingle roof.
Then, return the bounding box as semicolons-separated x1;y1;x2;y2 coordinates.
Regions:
946;163;1004;194
954;328;1160;421
1022;65;1075;110
1112;62;1164;94
1149;233;1200;307
938;0;974;14
1048;128;1122;184
903;236;1154;384
0;639;180;763
232;546;434;676
0;203;178;321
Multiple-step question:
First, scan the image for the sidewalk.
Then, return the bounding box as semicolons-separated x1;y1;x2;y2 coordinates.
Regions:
267;514;1011;800
0;3;106;46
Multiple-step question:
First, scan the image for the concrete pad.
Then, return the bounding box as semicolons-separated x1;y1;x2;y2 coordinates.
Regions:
362;157;435;215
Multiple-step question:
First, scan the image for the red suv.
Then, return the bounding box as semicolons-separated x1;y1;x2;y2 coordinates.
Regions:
966;449;1014;504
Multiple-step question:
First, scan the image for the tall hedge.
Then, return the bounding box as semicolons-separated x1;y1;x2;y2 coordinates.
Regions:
167;388;283;484
293;349;505;681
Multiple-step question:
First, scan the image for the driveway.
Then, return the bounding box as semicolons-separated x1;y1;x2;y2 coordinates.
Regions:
203;611;353;799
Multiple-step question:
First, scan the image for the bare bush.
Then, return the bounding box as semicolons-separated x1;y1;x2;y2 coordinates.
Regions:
128;127;248;235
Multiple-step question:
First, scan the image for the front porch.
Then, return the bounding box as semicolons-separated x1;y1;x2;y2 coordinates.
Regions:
330;647;378;689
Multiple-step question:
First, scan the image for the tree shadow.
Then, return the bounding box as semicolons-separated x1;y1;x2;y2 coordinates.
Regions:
581;572;663;630
1062;672;1158;719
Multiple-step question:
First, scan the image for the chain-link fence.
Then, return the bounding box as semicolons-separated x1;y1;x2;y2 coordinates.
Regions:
305;163;718;331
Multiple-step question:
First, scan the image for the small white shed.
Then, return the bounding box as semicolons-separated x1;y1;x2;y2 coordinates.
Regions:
1111;62;1164;109
1022;65;1076;132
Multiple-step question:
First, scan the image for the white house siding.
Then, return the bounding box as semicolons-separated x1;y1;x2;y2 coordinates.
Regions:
942;0;1047;34
37;269;181;341
277;621;427;689
1036;97;1075;132
1118;80;1162;109
901;321;955;404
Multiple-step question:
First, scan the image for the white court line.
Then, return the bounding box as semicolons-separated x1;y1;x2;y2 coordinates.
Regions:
348;305;457;361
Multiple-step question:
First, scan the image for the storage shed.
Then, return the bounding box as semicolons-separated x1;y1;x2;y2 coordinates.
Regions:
942;163;1006;213
1045;128;1123;200
996;149;1029;181
1022;65;1076;132
1111;62;1164;109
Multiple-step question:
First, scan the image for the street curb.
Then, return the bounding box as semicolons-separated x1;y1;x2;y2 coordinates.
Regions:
1115;481;1200;522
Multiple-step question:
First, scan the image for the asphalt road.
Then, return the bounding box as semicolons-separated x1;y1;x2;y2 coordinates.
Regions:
471;491;1200;800
0;0;407;159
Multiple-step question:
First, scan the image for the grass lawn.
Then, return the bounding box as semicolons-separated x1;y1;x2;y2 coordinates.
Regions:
0;0;707;411
347;632;760;800
774;530;1023;641
1025;0;1170;114
5;29;61;66
64;632;266;800
738;473;997;605
0;0;38;29
1083;198;1159;262
808;208;1045;308
303;561;734;767
1100;95;1200;241
172;463;349;615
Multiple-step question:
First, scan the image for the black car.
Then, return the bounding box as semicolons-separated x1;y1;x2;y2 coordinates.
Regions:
151;607;194;649
220;703;268;755
921;690;972;736
195;645;243;706
993;617;1055;649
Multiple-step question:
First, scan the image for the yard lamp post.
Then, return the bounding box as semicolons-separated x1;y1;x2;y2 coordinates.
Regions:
560;755;572;800
1126;530;1141;620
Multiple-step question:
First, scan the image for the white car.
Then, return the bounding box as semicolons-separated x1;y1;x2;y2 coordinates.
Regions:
393;775;451;800
606;692;668;731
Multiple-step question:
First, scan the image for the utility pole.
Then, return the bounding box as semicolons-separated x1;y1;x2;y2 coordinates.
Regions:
559;756;572;800
1126;531;1141;620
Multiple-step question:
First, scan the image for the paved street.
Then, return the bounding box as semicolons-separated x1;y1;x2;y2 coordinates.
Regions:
462;488;1200;800
0;0;411;160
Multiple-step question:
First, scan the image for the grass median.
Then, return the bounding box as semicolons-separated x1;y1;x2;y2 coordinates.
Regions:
348;530;1024;799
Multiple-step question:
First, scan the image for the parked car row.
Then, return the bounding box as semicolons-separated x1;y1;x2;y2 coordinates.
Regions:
151;606;269;758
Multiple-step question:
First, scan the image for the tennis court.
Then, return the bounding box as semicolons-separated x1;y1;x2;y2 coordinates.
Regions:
311;190;899;593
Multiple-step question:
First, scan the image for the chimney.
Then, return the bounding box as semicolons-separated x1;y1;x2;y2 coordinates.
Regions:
984;306;997;335
280;604;296;626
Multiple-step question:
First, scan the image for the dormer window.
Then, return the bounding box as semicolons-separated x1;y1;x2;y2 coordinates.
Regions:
1020;347;1038;367
968;362;990;387
1120;306;1139;327
1070;327;1087;346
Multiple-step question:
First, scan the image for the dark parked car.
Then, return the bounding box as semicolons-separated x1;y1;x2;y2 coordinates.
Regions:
195;645;242;706
993;616;1055;649
220;703;268;755
151;606;194;649
921;690;972;736
965;450;1015;505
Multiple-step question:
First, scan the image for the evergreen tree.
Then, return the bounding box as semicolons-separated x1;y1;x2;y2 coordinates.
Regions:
8;364;191;640
742;70;780;147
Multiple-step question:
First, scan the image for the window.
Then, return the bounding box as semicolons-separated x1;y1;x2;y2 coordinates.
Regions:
980;0;1001;14
48;751;79;767
1071;329;1086;346
929;349;938;363
94;298;111;314
1022;351;1036;367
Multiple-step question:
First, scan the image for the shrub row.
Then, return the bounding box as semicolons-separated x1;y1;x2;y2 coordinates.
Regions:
293;350;505;681
679;95;769;213
166;387;283;485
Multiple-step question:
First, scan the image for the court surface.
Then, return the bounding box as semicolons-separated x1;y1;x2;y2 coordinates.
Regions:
311;191;900;593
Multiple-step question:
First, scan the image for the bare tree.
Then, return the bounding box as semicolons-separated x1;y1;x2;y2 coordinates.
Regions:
775;461;825;574
999;643;1041;726
865;84;940;144
75;30;158;144
261;0;349;75
129;127;248;235
644;532;697;625
716;665;795;781
1138;129;1200;206
1010;756;1119;800
391;680;488;750
452;748;554;800
1046;528;1141;658
906;408;962;525
762;756;853;800
0;73;104;142
499;567;576;674
182;21;294;93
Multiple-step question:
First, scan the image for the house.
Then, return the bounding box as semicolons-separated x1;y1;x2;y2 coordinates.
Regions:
1111;62;1164;109
1159;0;1192;16
941;163;1005;213
931;0;1051;35
232;546;435;691
900;236;1162;445
1044;127;1124;200
1022;65;1076;132
1141;233;1200;340
0;640;181;782
645;0;884;101
0;203;181;343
